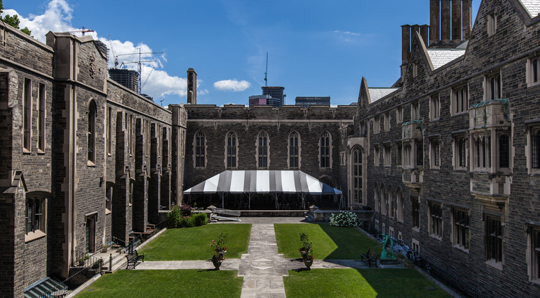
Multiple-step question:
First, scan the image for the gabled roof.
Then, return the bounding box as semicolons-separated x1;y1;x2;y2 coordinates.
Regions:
519;0;540;18
368;88;399;103
426;49;466;70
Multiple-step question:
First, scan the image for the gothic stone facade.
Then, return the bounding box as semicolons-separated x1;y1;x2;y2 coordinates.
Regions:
0;24;187;297
348;0;540;297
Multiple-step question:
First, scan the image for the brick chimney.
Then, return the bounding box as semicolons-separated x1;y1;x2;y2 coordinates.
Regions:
187;68;197;105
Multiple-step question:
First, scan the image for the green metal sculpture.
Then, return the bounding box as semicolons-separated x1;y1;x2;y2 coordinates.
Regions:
380;233;396;260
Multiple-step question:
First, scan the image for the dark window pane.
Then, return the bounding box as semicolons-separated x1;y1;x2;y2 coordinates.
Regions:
499;134;509;168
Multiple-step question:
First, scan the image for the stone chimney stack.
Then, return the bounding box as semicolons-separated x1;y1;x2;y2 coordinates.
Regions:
401;25;411;79
452;0;462;42
430;0;440;45
441;0;451;42
420;25;430;46
462;0;473;40
187;68;197;105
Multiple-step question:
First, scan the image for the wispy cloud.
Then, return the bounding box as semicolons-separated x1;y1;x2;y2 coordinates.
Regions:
333;30;375;43
3;0;192;101
214;79;251;92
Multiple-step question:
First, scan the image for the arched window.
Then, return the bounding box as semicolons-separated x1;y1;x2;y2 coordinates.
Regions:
257;131;269;169
195;131;205;168
320;132;331;168
88;100;96;163
352;147;362;204
226;131;237;168
289;131;300;168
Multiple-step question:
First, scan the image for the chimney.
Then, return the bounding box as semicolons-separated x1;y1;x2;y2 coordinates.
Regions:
452;0;462;42
462;0;473;40
187;68;197;105
420;25;430;46
441;0;451;42
412;24;420;36
402;25;411;65
430;0;440;45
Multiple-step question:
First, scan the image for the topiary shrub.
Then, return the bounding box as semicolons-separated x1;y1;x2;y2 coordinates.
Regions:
193;213;208;226
329;211;359;227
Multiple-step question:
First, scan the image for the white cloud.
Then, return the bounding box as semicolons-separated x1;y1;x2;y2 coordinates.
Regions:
214;79;251;92
2;0;191;101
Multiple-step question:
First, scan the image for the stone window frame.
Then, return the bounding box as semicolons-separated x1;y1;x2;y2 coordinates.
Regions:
484;214;504;270
87;99;97;166
396;141;403;168
412;238;420;254
319;131;332;169
373;116;380;134
383;144;392;167
105;185;113;213
471;133;491;172
411;101;420;121
389;226;395;239
375;219;380;233
412;63;418;78
340;151;346;166
526;121;540;176
527;224;540;284
396;107;403;124
23;78;32;153
107;107;112;155
451;206;470;252
403;142;412;168
381;187;387;216
527;57;540;88
256;131;270;169
484;71;502;101
129;114;134;156
487;11;497;37
428;200;443;240
416;139;424;167
411;195;420;232
496;131;511;173
193;131;206;169
37;83;46;153
452;132;468;171
429;95;440;121
452;84;469;116
384;112;391;132
398;231;403;240
351;146;363;204
396;189;404;222
25;196;47;242
429;136;441;170
374;186;380;213
387;187;393;219
288;131;301;169
225;131;238;169
374;145;380;167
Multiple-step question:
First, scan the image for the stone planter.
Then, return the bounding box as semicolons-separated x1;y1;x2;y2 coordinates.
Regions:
299;250;310;260
303;259;313;269
212;258;223;270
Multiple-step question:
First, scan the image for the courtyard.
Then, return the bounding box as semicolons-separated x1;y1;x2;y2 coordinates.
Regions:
75;218;450;298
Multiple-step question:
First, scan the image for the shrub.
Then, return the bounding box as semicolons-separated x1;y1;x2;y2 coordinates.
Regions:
193;213;208;226
166;207;182;228
180;216;195;228
329;211;359;227
180;204;192;216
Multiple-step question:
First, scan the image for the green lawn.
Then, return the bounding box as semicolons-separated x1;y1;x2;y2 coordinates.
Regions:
274;224;381;259
139;224;251;261
76;270;243;298
284;269;449;298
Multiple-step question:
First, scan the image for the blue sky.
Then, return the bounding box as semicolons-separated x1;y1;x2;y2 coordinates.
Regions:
5;0;480;107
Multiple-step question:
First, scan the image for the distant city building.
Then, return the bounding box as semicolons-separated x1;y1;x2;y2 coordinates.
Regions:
261;86;285;107
249;95;270;108
295;96;331;108
109;68;139;93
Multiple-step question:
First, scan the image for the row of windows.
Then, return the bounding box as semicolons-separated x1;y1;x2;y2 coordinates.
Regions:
194;131;334;170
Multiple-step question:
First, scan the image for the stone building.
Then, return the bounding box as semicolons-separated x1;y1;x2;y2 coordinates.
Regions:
347;0;540;296
0;24;187;297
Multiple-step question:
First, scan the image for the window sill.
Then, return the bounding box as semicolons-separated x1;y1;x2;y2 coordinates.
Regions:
452;245;469;254
430;166;440;170
105;208;112;215
451;111;468;118
453;168;468;173
107;153;112;157
530;279;540;288
384;165;392;168
129;203;132;207
87;161;96;167
37;149;45;155
430;118;440;122
529;171;540;177
429;234;442;241
25;230;46;243
412;227;420;233
23;148;31;154
485;259;503;271
527;82;540;89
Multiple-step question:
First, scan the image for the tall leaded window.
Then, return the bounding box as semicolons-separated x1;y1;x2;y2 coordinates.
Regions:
258;131;269;169
23;78;32;151
454;85;469;114
26;197;45;235
352;147;362;204
486;216;503;263
531;227;540;281
457;137;467;168
88;100;96;163
431;139;440;168
533;129;540;169
38;83;45;151
320;132;331;168
429;202;442;238
195;131;205;168
487;73;502;101
416;140;423;166
412;196;420;229
475;135;491;170
499;134;510;168
289;132;300;168
453;208;470;250
226;131;237;168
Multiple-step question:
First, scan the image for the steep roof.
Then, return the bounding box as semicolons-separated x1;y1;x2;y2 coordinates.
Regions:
368;88;399;103
519;0;540;18
426;49;466;69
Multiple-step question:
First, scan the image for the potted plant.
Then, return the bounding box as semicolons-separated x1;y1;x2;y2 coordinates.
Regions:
303;251;315;269
78;254;90;266
298;233;312;260
101;243;108;253
210;233;228;270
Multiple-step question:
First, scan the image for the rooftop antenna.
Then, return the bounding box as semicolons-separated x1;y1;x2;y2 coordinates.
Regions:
264;52;268;87
159;98;165;107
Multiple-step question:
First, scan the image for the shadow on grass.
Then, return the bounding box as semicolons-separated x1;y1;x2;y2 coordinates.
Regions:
356;269;449;297
318;224;382;260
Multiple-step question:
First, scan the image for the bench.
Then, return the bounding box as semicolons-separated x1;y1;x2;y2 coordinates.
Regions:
213;209;241;221
126;250;145;269
360;249;379;268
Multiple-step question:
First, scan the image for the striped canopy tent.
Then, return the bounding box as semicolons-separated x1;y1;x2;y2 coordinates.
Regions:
183;170;343;209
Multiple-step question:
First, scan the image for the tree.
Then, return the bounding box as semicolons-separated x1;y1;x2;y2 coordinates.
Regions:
0;1;31;36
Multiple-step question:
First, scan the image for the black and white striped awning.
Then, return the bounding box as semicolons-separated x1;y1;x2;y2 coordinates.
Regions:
183;170;342;195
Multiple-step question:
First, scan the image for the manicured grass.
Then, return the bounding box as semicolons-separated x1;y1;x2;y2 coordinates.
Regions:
284;269;450;298
274;224;381;259
139;224;251;261
76;270;243;298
